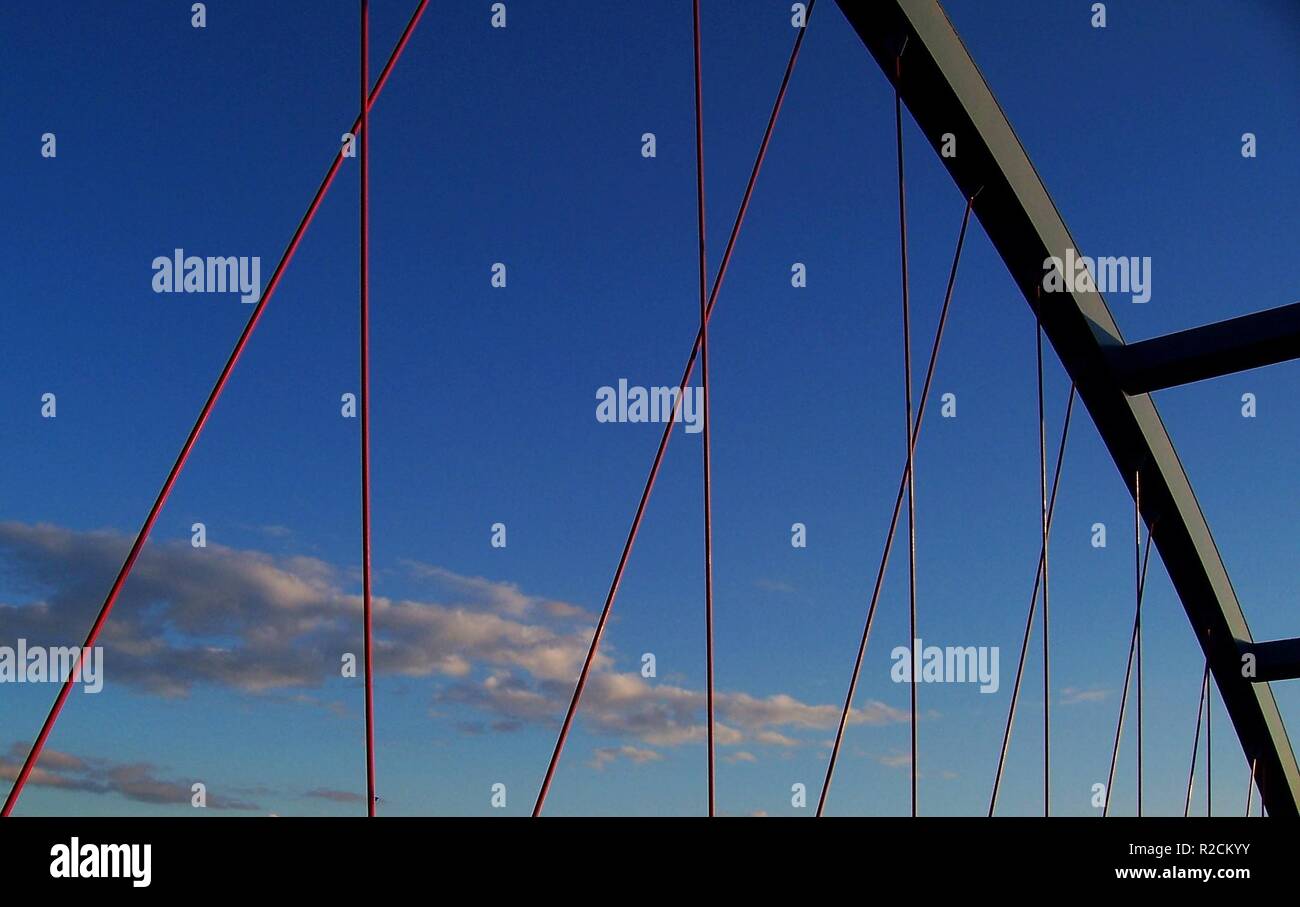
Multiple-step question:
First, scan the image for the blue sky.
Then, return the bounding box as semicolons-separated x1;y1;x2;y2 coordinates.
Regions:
1;0;1297;816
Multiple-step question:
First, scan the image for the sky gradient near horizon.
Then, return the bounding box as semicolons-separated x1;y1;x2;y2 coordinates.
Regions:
1;0;1298;816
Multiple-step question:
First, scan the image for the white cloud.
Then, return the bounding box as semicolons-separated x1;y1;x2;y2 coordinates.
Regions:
589;746;664;770
1060;686;1109;705
0;742;260;810
0;520;909;758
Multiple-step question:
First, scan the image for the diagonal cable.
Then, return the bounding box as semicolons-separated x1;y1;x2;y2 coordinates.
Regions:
893;50;921;819
1135;471;1144;815
1184;660;1209;816
690;0;717;818
1;0;433;818
531;0;819;817
988;383;1076;815
1102;515;1155;817
1246;758;1257;816
816;193;974;816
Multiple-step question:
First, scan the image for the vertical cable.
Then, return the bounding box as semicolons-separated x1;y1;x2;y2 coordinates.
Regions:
0;0;434;819
893;50;918;817
531;1;817;815
690;0;716;818
1184;661;1209;816
1135;469;1142;817
1035;291;1050;816
988;385;1075;815
1207;668;1213;816
1103;523;1153;816
818;196;974;816
359;0;377;818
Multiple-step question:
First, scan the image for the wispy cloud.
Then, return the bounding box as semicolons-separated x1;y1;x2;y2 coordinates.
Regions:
438;670;906;749
0;742;259;810
303;787;365;803
1060;686;1110;706
401;561;588;621
0;520;908;760
0;521;599;696
589;745;664;770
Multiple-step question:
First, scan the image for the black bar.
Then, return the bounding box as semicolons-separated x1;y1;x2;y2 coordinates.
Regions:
1242;637;1300;683
0;818;1285;893
1110;302;1300;394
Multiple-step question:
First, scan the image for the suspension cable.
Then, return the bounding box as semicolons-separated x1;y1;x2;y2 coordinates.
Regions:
531;0;819;816
1207;660;1213;816
891;49;922;818
1184;660;1209;816
988;384;1075;815
0;0;433;819
690;0;716;818
359;0;377;818
1102;514;1154;816
1246;757;1257;816
1035;292;1051;816
817;194;975;816
1135;470;1144;816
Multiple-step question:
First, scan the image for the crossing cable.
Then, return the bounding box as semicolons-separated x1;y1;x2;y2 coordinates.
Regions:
690;0;716;818
988;384;1076;816
531;0;818;816
359;0;377;817
0;0;433;819
816;193;975;817
1184;660;1210;816
893;49;921;818
1102;511;1155;817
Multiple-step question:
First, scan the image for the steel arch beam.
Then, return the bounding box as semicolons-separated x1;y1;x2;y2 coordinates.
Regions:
832;0;1300;814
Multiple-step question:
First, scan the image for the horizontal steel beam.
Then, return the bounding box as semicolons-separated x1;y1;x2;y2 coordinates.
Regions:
1242;638;1300;683
1110;301;1300;393
832;0;1300;814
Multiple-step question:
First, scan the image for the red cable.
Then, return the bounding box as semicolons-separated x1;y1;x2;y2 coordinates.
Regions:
1037;297;1051;816
1135;469;1143;816
531;0;818;816
691;0;716;818
988;385;1075;815
360;0;377;819
817;196;973;816
894;53;920;819
1184;662;1209;816
1;0;431;818
1207;659;1213;816
1102;521;1154;816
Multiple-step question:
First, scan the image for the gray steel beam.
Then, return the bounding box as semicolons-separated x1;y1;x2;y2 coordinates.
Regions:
832;0;1299;814
1110;301;1300;394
